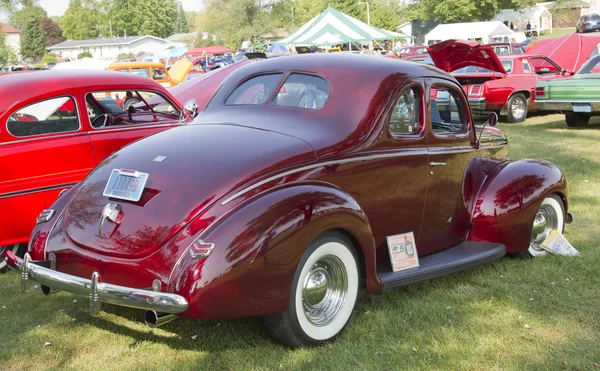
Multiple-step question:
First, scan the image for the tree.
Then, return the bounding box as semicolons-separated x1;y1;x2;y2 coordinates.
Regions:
8;3;45;30
60;0;103;40
40;17;65;47
113;0;178;38
116;52;136;60
185;11;197;32
77;51;92;59
0;30;18;65
173;1;189;34
293;0;327;26
20;14;46;60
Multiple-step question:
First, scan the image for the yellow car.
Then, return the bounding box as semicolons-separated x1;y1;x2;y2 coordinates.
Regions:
108;60;192;88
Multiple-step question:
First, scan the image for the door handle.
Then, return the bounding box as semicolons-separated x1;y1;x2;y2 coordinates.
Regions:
429;161;447;166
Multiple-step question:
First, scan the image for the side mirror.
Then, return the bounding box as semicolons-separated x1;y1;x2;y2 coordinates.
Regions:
184;99;199;118
487;111;498;127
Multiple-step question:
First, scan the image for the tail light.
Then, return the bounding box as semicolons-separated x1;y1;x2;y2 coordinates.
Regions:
470;85;483;97
584;22;589;27
535;86;546;97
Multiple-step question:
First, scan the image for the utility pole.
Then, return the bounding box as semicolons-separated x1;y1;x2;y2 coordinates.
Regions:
358;1;370;25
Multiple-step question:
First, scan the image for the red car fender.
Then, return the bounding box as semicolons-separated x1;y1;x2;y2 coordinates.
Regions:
168;181;378;319
468;159;568;253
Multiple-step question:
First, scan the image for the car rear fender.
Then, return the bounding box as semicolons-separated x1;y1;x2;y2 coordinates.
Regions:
468;159;568;253
168;181;378;319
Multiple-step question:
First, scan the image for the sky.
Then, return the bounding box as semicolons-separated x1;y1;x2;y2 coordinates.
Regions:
37;0;204;17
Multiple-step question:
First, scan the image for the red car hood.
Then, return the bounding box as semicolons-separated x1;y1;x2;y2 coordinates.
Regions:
63;124;316;259
528;33;600;72
428;40;506;74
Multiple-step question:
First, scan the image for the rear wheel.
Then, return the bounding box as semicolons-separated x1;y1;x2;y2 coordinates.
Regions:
507;93;528;123
0;244;26;273
262;231;359;347
514;194;565;258
565;113;589;127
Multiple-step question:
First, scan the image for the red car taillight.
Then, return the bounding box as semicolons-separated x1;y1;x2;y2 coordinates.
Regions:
470;85;483;97
535;87;545;97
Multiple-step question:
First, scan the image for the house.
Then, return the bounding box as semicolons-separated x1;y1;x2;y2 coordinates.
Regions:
167;32;215;47
48;35;171;61
425;21;514;45
537;1;591;28
1;23;20;55
493;7;553;33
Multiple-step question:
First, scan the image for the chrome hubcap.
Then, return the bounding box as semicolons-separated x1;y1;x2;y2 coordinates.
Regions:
302;255;348;326
530;205;559;250
511;98;525;119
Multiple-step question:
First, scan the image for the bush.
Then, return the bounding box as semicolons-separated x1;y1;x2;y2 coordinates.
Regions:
117;52;136;61
77;51;93;59
41;53;57;64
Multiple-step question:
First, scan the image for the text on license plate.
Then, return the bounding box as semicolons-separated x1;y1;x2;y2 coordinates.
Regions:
572;103;591;113
102;169;149;202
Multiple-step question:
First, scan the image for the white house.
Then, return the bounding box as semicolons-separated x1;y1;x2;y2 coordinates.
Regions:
48;35;171;60
1;23;20;56
494;7;553;33
425;21;515;45
395;22;413;45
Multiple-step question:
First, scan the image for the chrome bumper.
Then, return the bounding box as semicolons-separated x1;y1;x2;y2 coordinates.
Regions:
536;100;600;112
468;98;487;111
6;252;188;315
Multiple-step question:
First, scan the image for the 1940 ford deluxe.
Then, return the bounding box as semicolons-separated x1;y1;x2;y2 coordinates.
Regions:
6;54;571;347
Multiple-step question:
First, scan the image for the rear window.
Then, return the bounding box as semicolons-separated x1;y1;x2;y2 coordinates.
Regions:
226;73;283;105
272;74;330;110
592;14;600;20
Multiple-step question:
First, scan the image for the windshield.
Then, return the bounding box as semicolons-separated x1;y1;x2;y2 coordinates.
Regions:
452;60;512;74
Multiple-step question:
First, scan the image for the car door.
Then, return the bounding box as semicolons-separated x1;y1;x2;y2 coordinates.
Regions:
82;88;183;162
0;94;96;246
418;79;477;256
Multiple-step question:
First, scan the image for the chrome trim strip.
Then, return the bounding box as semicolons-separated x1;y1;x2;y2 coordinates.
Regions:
0;182;78;200
86;123;179;134
8;253;188;315
0;132;86;147
221;148;476;206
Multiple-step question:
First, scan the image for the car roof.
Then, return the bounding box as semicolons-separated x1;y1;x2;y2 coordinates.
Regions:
0;70;168;110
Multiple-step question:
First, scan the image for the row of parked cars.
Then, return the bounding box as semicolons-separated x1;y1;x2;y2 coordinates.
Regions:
0;35;583;347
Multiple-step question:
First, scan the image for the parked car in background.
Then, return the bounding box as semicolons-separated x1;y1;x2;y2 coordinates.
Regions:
429;40;569;122
489;42;525;55
6;54;570;347
108;60;192;88
576;14;600;33
398;45;429;60
521;38;538;51
0;70;198;272
535;54;600;126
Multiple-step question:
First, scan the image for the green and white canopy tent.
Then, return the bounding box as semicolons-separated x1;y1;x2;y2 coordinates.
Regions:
272;6;411;47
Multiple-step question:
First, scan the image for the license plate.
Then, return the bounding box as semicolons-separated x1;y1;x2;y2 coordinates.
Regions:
102;169;149;202
572;103;591;113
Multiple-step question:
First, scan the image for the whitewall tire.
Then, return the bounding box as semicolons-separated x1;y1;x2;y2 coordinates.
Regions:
519;194;565;258
262;231;359;347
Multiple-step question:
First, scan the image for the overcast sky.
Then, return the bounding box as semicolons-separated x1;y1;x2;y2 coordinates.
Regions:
37;0;204;17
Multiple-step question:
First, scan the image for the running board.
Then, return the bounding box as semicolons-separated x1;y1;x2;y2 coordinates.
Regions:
378;241;506;291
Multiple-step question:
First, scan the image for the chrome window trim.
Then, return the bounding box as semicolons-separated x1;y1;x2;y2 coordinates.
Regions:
221;147;476;206
6;95;82;138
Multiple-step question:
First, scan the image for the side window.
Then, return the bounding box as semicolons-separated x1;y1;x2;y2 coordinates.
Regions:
390;87;421;136
272;73;330;110
117;69;130;73
86;90;179;129
130;68;150;78
430;86;467;135
522;59;532;74
7;96;80;137
225;73;283;105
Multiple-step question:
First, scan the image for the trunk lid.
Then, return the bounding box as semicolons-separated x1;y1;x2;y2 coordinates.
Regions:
428;40;506;74
63;124;316;259
545;74;600;100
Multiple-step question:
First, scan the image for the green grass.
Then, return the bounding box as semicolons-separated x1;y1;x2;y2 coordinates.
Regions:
1;114;600;370
539;28;576;39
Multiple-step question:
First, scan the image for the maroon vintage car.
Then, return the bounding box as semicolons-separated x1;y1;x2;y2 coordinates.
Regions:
398;45;429;60
429;40;570;122
6;54;571;347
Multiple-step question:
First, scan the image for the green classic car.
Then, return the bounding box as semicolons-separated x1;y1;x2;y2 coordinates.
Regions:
535;54;600;127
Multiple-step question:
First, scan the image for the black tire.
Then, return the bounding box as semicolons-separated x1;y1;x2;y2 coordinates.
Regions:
565;113;589;127
507;93;528;123
262;231;360;347
511;194;565;258
0;244;26;273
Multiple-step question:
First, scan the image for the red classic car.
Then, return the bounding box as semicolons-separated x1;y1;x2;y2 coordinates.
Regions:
398;45;429;61
6;54;571;347
429;40;570;122
0;70;198;272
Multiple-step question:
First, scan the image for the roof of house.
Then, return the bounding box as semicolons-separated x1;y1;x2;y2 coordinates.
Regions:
1;24;20;33
48;35;169;50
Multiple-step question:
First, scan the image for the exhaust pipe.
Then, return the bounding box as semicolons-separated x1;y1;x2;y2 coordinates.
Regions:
144;310;177;328
41;285;59;295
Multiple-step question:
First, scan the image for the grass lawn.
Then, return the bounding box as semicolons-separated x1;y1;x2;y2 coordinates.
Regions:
1;114;599;370
539;28;576;39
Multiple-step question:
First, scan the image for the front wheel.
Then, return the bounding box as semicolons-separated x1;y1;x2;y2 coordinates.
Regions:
515;194;565;258
262;231;359;347
565;113;589;127
0;244;26;273
507;93;528;122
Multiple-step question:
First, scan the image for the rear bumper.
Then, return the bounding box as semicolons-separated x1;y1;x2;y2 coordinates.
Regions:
536;100;600;113
6;251;188;315
468;98;487;112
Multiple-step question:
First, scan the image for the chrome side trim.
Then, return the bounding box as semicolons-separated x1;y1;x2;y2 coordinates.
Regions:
0;132;87;147
86;123;179;134
8;252;188;315
221;148;476;206
0;182;79;200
